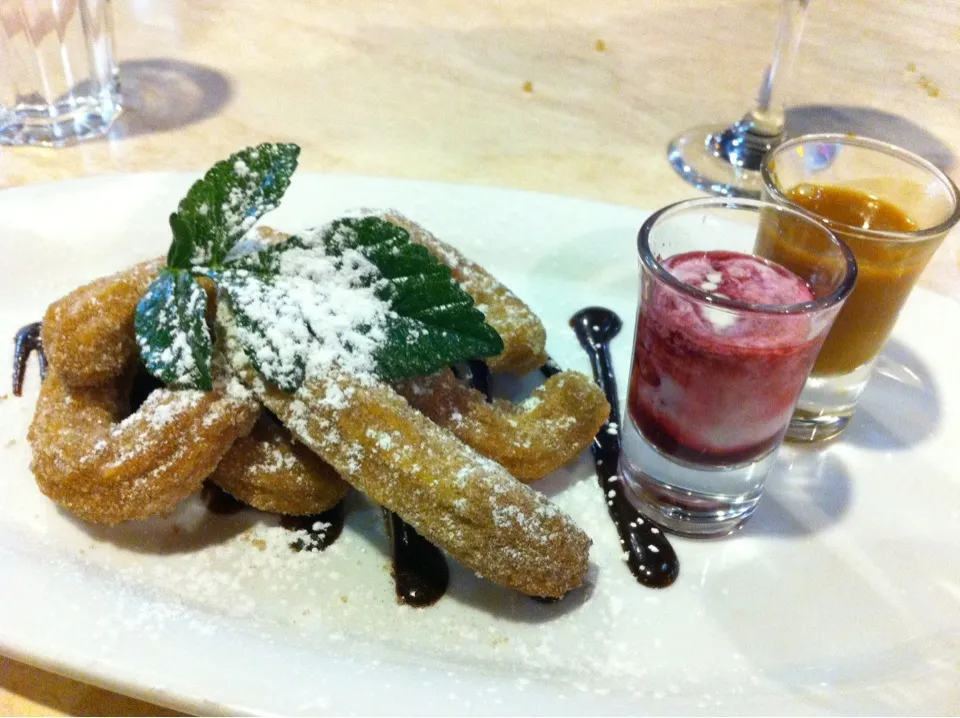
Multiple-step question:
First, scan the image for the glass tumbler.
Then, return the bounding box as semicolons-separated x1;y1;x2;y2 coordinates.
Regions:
760;134;960;442
0;0;120;146
619;197;856;537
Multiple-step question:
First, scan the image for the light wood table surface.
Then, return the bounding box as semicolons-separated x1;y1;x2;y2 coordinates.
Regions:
1;0;958;714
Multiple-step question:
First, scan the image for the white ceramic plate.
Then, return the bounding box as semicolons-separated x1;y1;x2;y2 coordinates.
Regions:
0;174;958;715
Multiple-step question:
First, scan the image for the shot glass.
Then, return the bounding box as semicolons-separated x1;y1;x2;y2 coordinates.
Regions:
761;134;960;442
619;197;856;537
0;0;121;146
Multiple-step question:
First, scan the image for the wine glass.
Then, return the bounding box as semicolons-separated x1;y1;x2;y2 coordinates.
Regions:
667;0;812;198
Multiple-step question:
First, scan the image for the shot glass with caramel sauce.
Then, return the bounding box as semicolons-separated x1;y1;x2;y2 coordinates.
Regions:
759;133;960;442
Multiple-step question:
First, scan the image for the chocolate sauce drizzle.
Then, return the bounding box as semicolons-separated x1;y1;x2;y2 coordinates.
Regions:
540;356;563;378
569;307;679;589
280;501;346;552
201;477;346;552
13;322;46;395
385;509;449;607
14;318;656;600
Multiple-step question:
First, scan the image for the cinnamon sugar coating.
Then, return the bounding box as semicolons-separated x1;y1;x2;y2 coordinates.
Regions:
29;368;258;524
395;369;609;482
42;258;164;388
210;412;349;515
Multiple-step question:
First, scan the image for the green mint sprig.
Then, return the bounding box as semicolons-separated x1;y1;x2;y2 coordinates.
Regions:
221;217;504;390
167;143;300;269
318;217;503;381
135;143;504;392
135;269;213;390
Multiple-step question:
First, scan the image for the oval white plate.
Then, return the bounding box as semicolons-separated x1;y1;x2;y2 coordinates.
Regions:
0;173;958;715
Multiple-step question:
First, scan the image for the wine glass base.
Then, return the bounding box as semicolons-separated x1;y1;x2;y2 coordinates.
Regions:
667;124;766;199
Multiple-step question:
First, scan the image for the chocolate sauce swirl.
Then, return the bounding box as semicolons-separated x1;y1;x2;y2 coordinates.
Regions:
281;502;346;552
385;509;449;607
569;307;679;589
13;322;46;395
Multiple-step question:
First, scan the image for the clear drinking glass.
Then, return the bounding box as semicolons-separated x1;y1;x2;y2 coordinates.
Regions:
667;0;811;198
0;0;120;146
619;197;856;537
761;133;960;442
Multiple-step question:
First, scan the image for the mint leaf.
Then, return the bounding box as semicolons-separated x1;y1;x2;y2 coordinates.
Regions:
217;268;306;393
135;269;213;390
316;217;504;381
216;216;503;392
139;141;503;395
166;143;300;270
226;235;307;276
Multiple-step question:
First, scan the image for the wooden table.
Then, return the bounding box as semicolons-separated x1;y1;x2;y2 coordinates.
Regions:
2;0;958;713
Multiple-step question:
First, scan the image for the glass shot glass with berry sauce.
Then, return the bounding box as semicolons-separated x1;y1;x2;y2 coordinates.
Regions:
619;197;857;538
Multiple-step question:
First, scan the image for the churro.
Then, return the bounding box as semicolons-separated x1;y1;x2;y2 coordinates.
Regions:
210;412;349;515
42;258;163;388
29;367;258;524
221;304;590;598
395;368;608;482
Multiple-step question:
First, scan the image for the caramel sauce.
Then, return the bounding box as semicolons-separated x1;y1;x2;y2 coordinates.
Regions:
787;184;917;233
758;184;937;375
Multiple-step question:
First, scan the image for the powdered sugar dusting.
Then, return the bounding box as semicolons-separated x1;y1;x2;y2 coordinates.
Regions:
114;390;205;433
220;232;391;388
136;273;208;387
184;143;298;266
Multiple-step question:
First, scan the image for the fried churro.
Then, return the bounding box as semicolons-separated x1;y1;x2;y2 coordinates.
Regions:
220;305;590;598
27;186;598;600
263;377;588;597
35;251;349;523
42;258;163;388
395;368;609;482
210;412;349;515
28;368;258;524
32;260;265;524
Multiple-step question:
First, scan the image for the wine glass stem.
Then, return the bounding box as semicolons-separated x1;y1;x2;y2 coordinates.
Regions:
745;0;811;137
